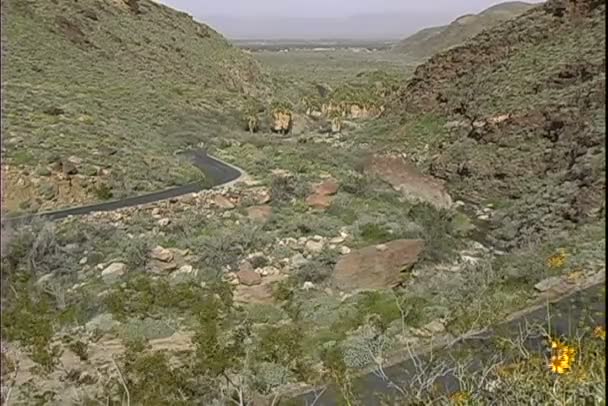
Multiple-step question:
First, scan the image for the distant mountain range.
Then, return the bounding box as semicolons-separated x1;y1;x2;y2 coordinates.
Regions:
200;11;463;41
392;1;536;57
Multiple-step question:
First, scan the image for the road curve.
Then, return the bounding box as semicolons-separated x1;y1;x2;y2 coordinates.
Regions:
293;282;606;405
4;150;244;225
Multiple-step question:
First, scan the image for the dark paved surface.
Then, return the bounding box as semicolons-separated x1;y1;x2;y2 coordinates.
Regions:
4;150;242;225
293;284;606;405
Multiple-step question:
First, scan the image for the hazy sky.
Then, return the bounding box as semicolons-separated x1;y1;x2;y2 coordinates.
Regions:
159;0;542;18
157;0;545;39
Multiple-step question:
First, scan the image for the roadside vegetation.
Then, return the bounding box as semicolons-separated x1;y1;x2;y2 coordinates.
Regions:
1;0;605;404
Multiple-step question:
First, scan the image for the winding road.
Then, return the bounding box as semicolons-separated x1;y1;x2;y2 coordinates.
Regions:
292;281;606;405
3;150;244;225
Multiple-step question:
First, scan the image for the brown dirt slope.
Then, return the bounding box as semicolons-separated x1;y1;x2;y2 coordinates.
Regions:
392;0;605;250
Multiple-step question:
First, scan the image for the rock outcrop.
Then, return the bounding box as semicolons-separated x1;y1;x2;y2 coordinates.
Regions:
332;239;425;292
271;110;293;134
305;178;339;210
364;154;453;210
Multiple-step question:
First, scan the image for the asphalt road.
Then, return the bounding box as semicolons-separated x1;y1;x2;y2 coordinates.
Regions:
3;150;243;225
293;283;606;405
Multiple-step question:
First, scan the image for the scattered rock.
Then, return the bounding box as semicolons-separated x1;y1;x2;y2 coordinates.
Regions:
302;281;315;291
239;261;255;274
234;273;288;304
305;193;335;210
246;205;273;223
36;273;54;287
313;178;339;196
212;194;235;210
423;320;446;335
157;218;171;227
61;159;79;175
67;155;83;166
290;253;309;269
339;246;352;255
85;313;118;333
332;239;425;292
176;264;194;274
329;236;346;244
171;265;197;283
258;266;280;277
150;246;174;262
101;262;127;284
534;276;565;293
305;239;325;254
236;269;262;286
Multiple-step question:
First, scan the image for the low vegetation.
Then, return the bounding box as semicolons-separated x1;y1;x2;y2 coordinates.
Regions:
1;0;604;404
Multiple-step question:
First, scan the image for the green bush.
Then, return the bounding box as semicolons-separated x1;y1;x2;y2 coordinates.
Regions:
270;174;310;205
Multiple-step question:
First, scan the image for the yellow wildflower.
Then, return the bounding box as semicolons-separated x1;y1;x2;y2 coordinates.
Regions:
593;326;606;341
449;390;471;404
548;339;576;374
547;248;567;269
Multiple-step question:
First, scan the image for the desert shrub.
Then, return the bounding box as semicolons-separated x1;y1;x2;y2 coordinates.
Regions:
92;183;113;200
327;194;359;225
354;291;402;330
255;323;313;383
255;324;303;366
405;203;460;263
1;288;61;372
270;208;343;237
251;362;295;395
356;223;393;244
341;323;394;369
121;341;203;405
118;317;178;342
123;238;152;270
3;221;62;275
103;276;231;321
244;303;287;324
67;339;89;361
270;174;309;204
196;224;270;271
293;260;332;285
293;248;339;285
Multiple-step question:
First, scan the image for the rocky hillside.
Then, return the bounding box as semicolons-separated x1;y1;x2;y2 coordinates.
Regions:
392;1;535;59
391;0;605;250
2;0;270;213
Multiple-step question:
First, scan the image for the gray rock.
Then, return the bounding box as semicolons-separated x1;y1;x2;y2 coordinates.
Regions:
305;239;324;254
101;262;127;284
236;269;262;286
534;276;563;292
290;253;308;269
150;246;173;262
86;313;119;333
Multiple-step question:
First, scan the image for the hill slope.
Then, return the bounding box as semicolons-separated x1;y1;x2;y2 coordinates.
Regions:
392;1;535;58
389;0;605;250
3;0;270;213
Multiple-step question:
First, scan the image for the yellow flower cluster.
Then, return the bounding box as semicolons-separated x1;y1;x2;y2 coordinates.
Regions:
593;326;606;341
546;248;568;269
548;339;576;374
449;390;471;404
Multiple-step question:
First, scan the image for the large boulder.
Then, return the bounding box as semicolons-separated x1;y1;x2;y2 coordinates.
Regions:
246;205;273;223
332;239;424;292
306;178;339;210
101;262;127;284
364;154;452;210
